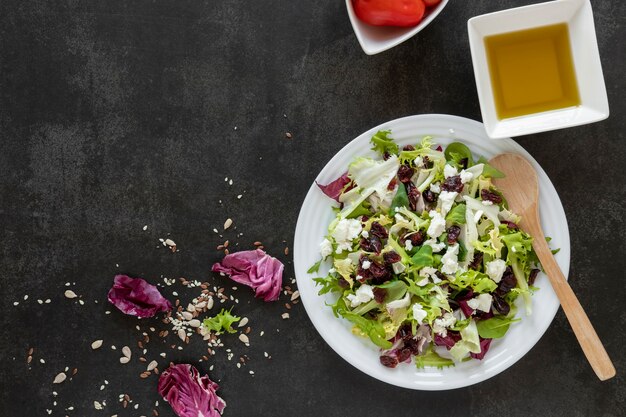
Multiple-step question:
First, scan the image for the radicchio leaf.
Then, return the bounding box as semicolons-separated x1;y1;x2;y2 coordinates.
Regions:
107;274;172;318
158;364;226;417
470;338;493;360
212;249;284;302
316;173;351;202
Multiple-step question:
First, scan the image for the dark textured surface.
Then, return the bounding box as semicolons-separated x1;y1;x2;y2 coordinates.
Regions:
1;0;624;416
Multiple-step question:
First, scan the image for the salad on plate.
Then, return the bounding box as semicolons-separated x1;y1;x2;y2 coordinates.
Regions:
310;131;541;369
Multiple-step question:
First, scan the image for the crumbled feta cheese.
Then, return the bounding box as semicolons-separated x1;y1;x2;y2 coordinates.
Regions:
361;260;371;270
414;156;423;167
482;200;494;206
432;312;457;336
440;244;460;275
328;268;336;274
444;164;458;178
429;182;441;194
427;210;446;238
473;209;484;224
485;259;507;283
319;238;333;258
392;262;406;274
346;284;374;307
419;267;439;281
361;230;369;238
394;213;407;223
386;292;411;310
438;191;458;216
404;239;413;251
332;219;363;253
460;169;474;184
467;293;493;313
355;274;363;281
412;303;427;324
424;238;446;253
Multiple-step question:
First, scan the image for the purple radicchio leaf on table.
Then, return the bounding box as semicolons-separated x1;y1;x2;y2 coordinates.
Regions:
212;249;284;302
316;172;351;202
107;274;172;318
158;363;226;417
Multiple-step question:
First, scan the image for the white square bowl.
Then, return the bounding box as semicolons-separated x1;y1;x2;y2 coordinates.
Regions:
468;0;609;139
347;0;449;55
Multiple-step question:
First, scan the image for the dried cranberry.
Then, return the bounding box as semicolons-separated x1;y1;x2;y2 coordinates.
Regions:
474;309;494;320
406;230;425;247
380;355;398;368
405;338;420;355
496;267;517;296
528;268;540;286
360;236;382;254
383;152;391;161
402;144;416;151
383;251;402;265
373;287;387;303
396;348;412;362
442;175;464;192
501;220;519;229
481;189;503;204
387;177;398;191
368;261;388;279
446;225;461;245
370;222;388;240
468;252;483;271
435;271;447;281
422;189;437;203
406;182;420;211
397;165;414;183
492;295;510;315
459;157;469;169
337;277;349;288
397;323;412;340
423;156;433;169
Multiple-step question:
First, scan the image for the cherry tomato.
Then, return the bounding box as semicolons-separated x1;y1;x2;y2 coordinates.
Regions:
352;0;426;27
422;0;442;6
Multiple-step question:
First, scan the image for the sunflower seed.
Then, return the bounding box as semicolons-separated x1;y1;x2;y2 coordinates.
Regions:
147;360;158;371
181;311;193;321
238;317;249;327
188;319;201;328
64;290;77;299
53;372;66;384
122;346;131;358
238;334;249;345
119;357;130;364
223;218;233;230
290;291;300;301
91;340;103;350
177;329;186;341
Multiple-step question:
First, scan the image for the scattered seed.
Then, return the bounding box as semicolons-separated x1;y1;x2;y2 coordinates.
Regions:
28;347;34;356
223;218;233;230
291;291;300;301
238;317;249;327
238;334;250;345
281;313;290;319
284;303;291;310
53;372;66;384
285;132;292;139
27;356;32;364
91;340;103;350
224;240;230;248
284;247;289;255
181;311;193;321
147;360;158;371
64;290;77;299
188;319;201;328
122;346;131;358
120;357;130;364
224;249;230;255
177;329;186;342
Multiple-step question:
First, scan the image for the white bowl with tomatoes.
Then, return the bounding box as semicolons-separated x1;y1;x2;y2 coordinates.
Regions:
347;0;449;55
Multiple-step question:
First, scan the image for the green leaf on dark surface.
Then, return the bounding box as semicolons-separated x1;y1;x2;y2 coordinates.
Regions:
203;308;241;334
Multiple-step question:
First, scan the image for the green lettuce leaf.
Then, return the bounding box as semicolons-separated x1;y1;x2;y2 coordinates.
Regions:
446;203;467;225
313;274;344;295
444;142;474;167
389;183;409;215
370;130;399;156
477;156;505;178
307;259;322;274
203;308;241;334
415;346;455;369
410;245;434;270
476;315;521;338
449;320;481;361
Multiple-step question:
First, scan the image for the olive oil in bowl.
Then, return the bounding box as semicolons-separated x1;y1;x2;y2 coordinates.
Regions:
485;23;580;120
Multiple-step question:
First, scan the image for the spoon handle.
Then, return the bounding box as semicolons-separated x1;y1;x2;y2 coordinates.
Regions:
528;222;616;381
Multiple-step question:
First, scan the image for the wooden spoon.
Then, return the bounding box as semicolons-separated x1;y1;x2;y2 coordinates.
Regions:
489;153;615;381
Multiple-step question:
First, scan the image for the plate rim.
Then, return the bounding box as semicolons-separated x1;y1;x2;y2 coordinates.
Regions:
293;114;570;390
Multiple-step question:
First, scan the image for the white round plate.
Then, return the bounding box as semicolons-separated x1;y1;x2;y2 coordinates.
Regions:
293;114;570;390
